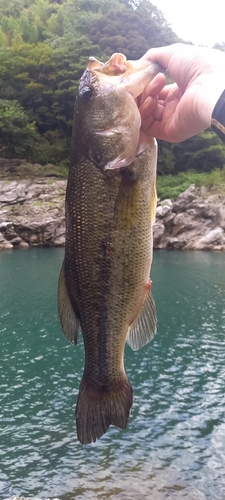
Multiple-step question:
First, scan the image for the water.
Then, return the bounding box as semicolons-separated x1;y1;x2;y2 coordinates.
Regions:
0;248;225;500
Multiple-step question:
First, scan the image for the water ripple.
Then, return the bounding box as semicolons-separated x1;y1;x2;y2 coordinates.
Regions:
0;249;225;499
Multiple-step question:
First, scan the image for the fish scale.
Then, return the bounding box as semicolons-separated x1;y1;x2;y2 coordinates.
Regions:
58;53;160;444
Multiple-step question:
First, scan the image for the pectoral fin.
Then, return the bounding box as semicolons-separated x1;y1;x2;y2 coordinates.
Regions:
127;289;157;351
58;261;80;345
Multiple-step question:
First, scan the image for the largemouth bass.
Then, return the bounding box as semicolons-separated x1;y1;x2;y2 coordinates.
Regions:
58;53;160;445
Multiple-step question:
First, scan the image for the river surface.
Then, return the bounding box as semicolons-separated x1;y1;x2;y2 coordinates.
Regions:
0;248;225;500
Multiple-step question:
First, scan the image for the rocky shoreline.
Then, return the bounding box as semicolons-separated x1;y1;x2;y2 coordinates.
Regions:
0;159;225;251
154;184;225;250
0;177;66;249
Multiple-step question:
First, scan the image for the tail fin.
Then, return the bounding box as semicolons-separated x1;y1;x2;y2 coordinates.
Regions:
75;377;133;445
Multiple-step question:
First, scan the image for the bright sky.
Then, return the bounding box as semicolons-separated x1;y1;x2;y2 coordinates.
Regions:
152;0;225;47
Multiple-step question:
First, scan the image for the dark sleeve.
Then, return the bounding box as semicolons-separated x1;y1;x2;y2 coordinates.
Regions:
211;90;225;141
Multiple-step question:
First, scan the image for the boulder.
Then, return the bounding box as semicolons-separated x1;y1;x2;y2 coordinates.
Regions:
193;227;225;250
153;185;225;251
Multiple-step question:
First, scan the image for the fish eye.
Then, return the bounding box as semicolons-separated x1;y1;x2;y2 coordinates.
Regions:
80;86;94;102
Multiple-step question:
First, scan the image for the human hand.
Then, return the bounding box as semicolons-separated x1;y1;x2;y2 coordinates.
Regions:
139;43;225;142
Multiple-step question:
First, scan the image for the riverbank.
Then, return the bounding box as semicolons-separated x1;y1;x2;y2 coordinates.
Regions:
0;158;65;250
0;158;225;250
154;184;225;250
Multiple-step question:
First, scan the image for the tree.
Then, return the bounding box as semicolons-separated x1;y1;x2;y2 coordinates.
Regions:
20;13;39;43
157;141;175;175
0;98;39;158
0;0;26;18
0;0;224;173
88;5;178;60
172;131;225;174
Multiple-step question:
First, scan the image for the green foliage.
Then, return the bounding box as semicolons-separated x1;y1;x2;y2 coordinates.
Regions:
32;129;69;164
37;161;69;177
0;26;6;46
0;0;224;179
0;0;26;19
157;168;225;200
88;4;178;59
157;172;195;200
172;131;225;173
20;13;39;43
157;141;175;175
0;15;22;45
0;98;40;158
0;97;69;163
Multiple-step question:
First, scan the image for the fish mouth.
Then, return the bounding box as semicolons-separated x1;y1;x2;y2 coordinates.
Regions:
87;52;163;100
80;53;162;170
96;54;162;165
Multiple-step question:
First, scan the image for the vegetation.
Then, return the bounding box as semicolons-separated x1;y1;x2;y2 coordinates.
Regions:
157;167;225;200
0;0;224;186
0;0;178;166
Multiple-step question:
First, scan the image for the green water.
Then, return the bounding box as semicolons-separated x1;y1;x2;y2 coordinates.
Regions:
0;248;225;500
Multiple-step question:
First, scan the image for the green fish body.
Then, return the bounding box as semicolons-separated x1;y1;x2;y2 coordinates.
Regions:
58;53;159;444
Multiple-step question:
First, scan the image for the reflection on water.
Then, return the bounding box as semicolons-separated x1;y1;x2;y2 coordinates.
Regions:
0;249;225;499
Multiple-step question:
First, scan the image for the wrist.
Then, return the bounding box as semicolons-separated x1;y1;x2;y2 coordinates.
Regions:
195;76;225;130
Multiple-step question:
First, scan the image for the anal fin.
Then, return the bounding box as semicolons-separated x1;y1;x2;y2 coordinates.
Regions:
127;289;157;350
58;261;80;345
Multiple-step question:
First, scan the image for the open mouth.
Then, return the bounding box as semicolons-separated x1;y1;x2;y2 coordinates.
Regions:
82;53;160;170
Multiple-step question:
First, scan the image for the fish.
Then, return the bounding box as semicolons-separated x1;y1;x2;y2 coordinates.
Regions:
58;53;160;445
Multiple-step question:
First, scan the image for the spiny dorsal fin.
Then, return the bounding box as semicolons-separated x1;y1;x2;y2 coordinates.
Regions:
58;261;80;345
127;289;157;351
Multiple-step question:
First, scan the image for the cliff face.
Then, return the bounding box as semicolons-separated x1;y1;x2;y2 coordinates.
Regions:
0;160;224;251
154;184;225;251
0;178;66;249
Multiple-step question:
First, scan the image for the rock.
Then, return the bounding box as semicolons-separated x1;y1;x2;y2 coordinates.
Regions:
10;236;23;246
18;240;30;248
156;198;172;218
163;212;176;232
198;203;223;222
0;174;66;250
193;227;225;250
4;225;18;240
0;167;225;251
154;185;225;251
153;220;165;247
172;184;197;213
166;237;187;250
0;232;13;249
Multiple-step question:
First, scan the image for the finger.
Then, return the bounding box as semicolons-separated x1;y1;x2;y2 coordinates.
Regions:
142;44;180;69
157;83;178;101
141;114;154;132
152;103;165;121
142;43;187;75
140;72;166;106
139;96;157;119
142;119;164;140
141;103;165;133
